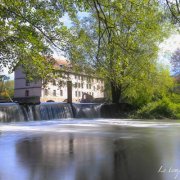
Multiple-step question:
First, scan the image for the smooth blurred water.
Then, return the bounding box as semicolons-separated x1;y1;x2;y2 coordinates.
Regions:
0;119;180;180
0;103;101;122
72;103;102;118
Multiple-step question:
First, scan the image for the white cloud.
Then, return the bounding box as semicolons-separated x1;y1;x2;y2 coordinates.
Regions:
158;33;180;71
0;67;14;80
159;33;180;54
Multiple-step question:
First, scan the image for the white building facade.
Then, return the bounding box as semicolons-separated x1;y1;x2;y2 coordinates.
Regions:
14;59;104;103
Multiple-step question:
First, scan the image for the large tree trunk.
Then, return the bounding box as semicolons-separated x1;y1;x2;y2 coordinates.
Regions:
111;82;122;104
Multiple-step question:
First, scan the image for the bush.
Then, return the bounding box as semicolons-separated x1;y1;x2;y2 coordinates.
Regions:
136;98;180;119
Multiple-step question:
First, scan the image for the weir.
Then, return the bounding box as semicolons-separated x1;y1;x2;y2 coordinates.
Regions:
0;102;102;122
0;103;25;122
72;103;102;118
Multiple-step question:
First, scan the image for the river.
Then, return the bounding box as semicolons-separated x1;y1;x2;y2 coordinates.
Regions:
0;118;180;180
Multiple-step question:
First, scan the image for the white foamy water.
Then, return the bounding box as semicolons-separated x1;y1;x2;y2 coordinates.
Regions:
0;119;180;134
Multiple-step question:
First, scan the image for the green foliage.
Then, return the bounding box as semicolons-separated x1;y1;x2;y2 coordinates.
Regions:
125;68;174;107
0;80;14;100
0;0;67;78
0;0;175;112
66;0;172;103
165;0;180;24
133;76;180;119
170;93;180;104
136;97;180;119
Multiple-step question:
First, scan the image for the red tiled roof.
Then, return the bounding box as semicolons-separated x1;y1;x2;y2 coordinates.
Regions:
53;58;71;68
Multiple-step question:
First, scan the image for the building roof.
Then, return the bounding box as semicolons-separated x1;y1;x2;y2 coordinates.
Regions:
53;57;103;80
53;58;71;69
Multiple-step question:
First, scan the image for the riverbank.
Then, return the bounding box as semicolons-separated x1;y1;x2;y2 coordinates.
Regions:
129;96;180;120
102;96;180;120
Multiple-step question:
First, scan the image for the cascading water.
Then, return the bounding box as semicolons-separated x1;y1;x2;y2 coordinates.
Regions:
0;102;74;122
36;102;73;120
72;103;102;118
0;103;25;122
0;102;103;122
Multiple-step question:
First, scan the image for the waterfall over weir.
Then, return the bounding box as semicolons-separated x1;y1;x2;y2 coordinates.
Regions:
0;102;102;122
72;103;102;118
35;103;74;120
0;103;25;122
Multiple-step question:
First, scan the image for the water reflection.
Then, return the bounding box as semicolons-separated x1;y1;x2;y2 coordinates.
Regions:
16;134;114;180
1;120;180;180
15;131;163;180
113;138;163;180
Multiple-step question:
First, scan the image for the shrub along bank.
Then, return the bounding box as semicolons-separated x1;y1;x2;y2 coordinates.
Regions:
134;96;180;119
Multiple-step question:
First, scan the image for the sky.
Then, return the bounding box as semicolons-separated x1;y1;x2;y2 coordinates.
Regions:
158;32;180;72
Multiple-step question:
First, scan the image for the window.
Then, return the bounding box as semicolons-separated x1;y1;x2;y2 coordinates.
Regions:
78;91;81;97
52;80;56;86
53;90;56;96
89;84;91;89
93;86;95;91
81;76;84;81
78;76;80;80
75;83;77;88
86;84;88;89
75;91;77;97
101;86;104;91
92;92;94;97
60;90;63;96
75;75;77;79
44;89;48;96
81;83;84;88
78;83;80;88
25;80;30;86
59;81;63;87
25;90;29;97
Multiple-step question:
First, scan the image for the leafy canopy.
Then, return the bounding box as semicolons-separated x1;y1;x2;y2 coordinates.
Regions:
66;0;172;104
0;0;68;79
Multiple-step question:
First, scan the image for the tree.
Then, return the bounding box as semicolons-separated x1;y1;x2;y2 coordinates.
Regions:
171;48;180;74
0;0;174;105
66;0;172;104
0;75;14;101
165;0;180;24
0;0;71;79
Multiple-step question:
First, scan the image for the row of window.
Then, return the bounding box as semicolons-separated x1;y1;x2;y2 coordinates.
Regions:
74;83;104;90
44;89;63;96
25;78;103;87
25;88;102;98
74;75;103;84
75;91;94;97
74;83;92;89
43;89;95;98
25;80;102;89
25;80;38;86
